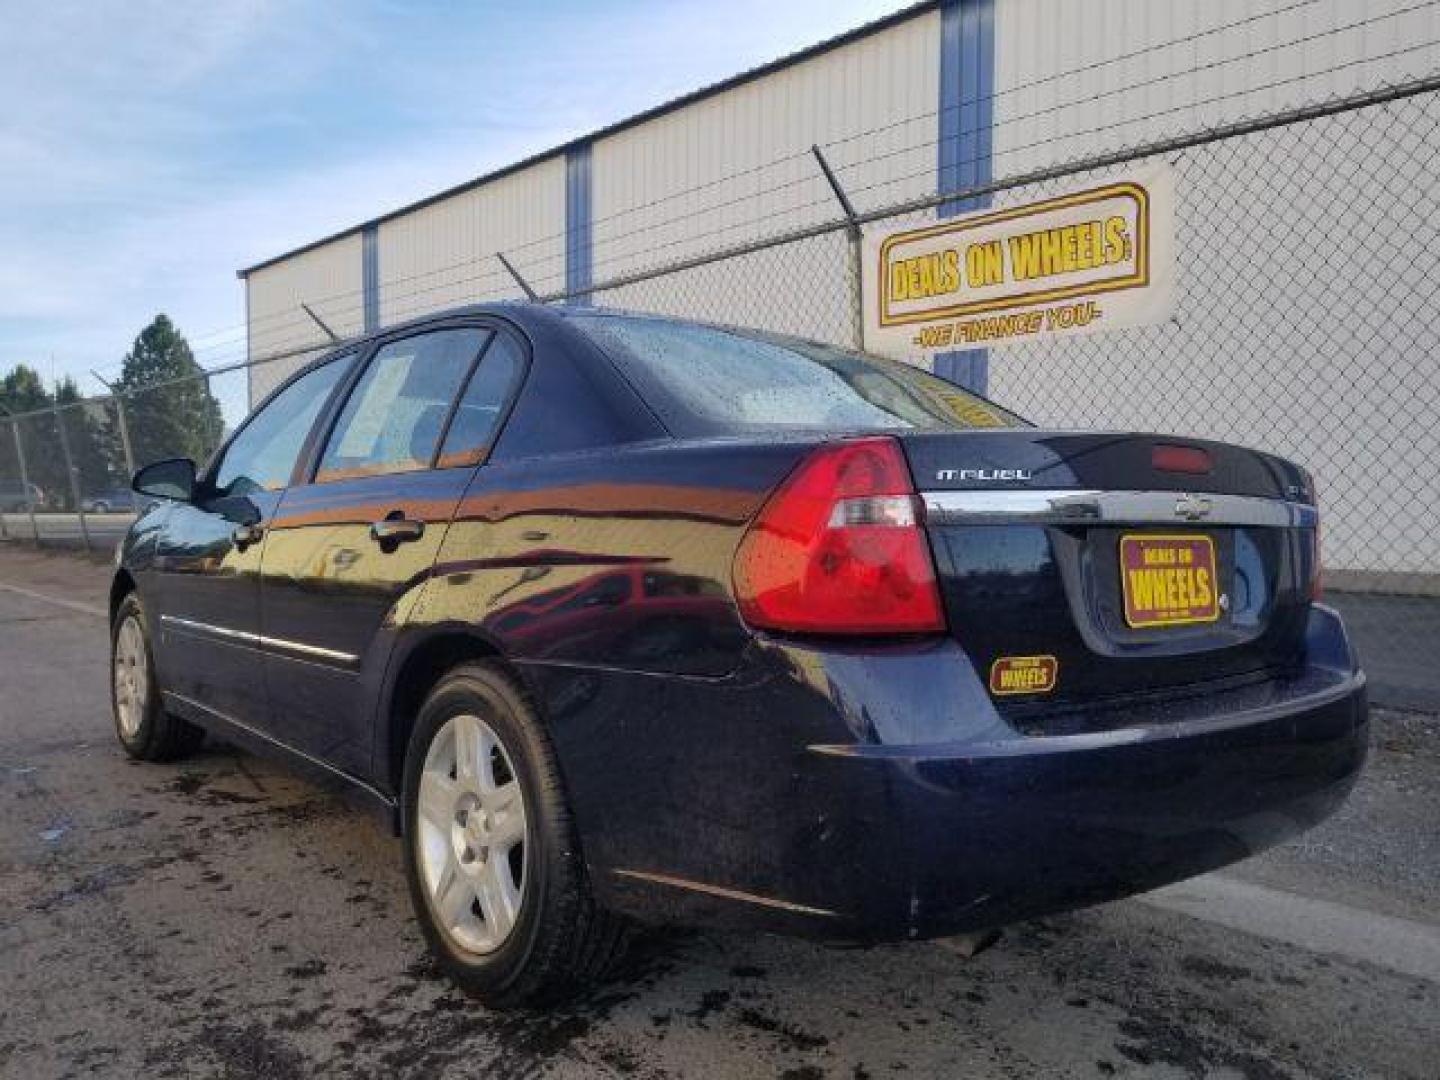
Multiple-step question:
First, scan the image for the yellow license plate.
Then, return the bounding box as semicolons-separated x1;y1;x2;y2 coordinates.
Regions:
1119;534;1220;629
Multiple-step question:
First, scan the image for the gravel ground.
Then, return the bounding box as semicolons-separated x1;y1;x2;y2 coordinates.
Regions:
1;546;1437;1080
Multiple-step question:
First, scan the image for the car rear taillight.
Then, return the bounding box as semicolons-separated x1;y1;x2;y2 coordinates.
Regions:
732;436;945;635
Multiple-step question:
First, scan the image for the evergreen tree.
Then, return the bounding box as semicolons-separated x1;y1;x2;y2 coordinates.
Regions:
0;363;50;412
111;314;225;468
0;367;117;508
0;365;66;507
54;376;113;496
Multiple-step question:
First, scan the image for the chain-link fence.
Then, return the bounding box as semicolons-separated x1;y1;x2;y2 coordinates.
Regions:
2;76;1437;704
569;79;1440;590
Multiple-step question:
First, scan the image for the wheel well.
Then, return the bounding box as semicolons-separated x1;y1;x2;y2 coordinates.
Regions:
387;631;508;793
109;570;136;625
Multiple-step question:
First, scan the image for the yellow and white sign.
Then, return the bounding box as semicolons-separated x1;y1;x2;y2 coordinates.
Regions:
863;165;1175;356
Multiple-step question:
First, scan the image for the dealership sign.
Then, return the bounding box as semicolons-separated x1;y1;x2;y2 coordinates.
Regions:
862;164;1175;357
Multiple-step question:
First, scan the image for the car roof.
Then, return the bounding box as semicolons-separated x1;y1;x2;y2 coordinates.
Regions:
342;301;725;346
254;301;669;465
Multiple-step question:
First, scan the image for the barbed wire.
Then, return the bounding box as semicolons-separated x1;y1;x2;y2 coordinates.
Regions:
10;69;1440;424
101;0;1389;367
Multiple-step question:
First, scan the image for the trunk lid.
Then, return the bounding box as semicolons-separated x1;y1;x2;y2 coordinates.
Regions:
901;430;1319;726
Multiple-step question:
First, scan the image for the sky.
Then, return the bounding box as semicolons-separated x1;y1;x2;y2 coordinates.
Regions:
0;0;904;413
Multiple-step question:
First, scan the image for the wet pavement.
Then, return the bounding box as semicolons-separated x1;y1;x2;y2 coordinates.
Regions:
1;545;1437;1079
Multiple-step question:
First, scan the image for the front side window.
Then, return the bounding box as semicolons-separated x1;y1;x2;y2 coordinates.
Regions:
212;353;353;498
316;328;489;483
570;314;1026;434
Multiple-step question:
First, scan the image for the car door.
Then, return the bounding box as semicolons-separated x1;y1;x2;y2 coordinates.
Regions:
148;352;355;728
257;323;527;775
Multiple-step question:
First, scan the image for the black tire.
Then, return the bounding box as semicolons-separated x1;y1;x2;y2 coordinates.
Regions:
110;593;205;761
401;662;629;1008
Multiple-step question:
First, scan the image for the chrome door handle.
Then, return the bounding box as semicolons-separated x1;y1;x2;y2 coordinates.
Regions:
370;517;425;548
232;523;264;549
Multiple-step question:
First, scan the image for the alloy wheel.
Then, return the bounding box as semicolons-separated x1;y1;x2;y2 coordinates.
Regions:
416;713;530;955
113;615;148;739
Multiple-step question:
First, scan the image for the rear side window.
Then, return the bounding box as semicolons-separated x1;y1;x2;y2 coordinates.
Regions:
316;328;489;483
436;333;525;468
570;315;1025;433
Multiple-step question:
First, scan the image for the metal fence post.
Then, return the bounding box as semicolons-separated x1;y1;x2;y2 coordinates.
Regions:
112;394;137;479
497;251;539;301
52;402;92;553
11;417;40;544
811;145;866;352
203;371;224;458
91;372;137;481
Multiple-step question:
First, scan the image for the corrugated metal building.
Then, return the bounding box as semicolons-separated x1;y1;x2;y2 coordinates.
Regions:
242;2;945;401
243;0;1438;379
240;0;1440;582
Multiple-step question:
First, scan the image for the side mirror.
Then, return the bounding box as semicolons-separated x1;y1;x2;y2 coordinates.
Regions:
132;458;196;503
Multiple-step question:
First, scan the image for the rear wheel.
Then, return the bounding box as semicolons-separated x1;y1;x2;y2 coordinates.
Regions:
402;663;629;1007
111;594;204;761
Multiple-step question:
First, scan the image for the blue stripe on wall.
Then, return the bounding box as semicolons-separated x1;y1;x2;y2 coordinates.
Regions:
935;0;995;394
565;143;593;302
244;278;254;408
361;224;379;332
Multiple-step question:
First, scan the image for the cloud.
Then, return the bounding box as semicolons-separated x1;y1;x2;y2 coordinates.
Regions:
0;0;905;406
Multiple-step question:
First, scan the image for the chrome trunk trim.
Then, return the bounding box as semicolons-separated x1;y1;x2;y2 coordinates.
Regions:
920;489;1317;528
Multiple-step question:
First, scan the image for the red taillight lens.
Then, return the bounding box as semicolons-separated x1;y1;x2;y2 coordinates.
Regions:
733;437;945;634
1152;443;1212;475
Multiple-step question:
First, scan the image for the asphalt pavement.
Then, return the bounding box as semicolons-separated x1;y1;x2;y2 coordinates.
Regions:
1324;590;1440;713
1;546;1437;1079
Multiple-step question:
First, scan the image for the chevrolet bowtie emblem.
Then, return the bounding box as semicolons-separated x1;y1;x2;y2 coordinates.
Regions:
1174;493;1213;521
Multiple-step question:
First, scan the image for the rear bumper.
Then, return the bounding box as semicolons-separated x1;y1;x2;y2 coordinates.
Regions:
812;669;1364;939
529;604;1367;939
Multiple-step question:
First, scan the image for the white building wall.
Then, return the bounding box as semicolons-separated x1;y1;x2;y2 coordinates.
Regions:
375;157;567;326
590;9;941;343
985;0;1440;578
991;0;1440;177
246;233;364;405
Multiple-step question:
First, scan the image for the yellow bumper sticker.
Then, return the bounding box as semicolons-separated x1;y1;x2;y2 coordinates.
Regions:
989;655;1058;696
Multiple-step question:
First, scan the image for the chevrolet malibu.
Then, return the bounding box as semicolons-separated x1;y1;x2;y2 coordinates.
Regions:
111;304;1367;1006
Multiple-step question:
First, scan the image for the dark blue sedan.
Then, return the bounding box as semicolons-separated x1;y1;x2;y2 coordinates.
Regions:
111;304;1366;1006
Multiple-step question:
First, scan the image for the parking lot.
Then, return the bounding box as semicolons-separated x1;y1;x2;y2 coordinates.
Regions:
2;543;1437;1079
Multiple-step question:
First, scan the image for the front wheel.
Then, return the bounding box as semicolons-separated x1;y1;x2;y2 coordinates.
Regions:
111;594;204;761
401;663;629;1007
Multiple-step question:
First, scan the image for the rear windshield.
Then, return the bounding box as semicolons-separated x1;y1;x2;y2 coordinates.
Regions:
570;314;1026;434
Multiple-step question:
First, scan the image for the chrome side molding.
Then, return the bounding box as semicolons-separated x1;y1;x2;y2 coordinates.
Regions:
159;614;360;667
611;869;841;918
921;489;1318;529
